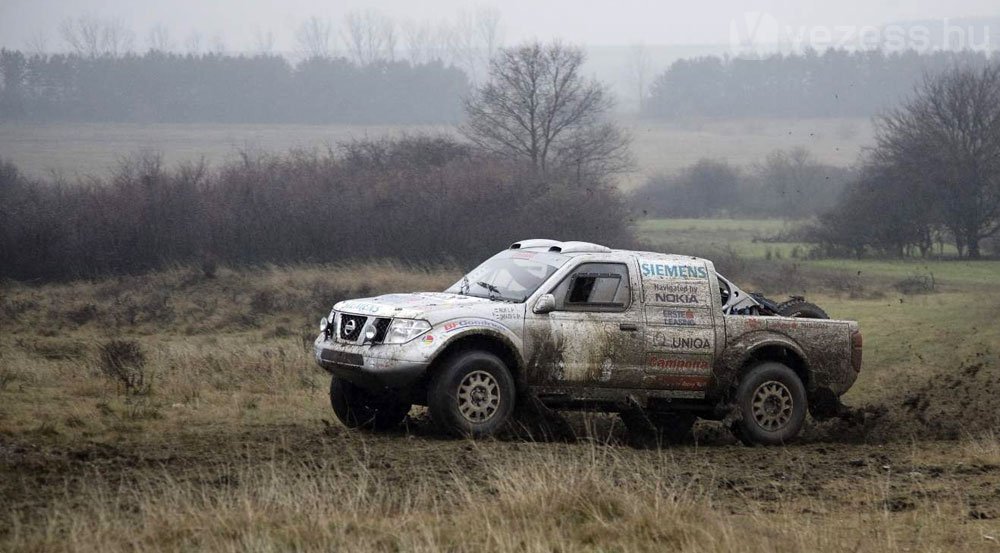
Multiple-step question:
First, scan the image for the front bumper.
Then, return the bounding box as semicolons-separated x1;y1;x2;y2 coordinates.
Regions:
314;335;428;390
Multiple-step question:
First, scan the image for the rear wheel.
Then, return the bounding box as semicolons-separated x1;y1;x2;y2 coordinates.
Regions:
776;299;829;319
428;350;516;438
329;377;410;431
731;362;807;446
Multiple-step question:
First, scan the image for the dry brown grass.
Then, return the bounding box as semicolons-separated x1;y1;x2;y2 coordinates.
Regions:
3;259;1000;552
5;442;997;553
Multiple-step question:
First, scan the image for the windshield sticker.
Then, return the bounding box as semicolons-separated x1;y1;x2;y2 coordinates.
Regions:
640;261;708;279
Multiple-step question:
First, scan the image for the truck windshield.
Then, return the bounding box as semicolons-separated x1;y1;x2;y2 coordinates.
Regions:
445;250;568;302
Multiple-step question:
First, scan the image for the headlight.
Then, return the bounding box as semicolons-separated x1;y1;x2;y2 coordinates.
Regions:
383;319;431;344
319;316;329;332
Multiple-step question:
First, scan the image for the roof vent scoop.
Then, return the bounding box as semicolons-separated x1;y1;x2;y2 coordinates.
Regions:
509;239;560;250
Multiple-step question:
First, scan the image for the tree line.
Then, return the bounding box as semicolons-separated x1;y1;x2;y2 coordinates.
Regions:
643;49;996;119
0;50;468;124
810;63;1000;259
631;149;853;219
0;41;635;281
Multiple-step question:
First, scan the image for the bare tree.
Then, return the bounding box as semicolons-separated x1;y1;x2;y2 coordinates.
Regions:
147;23;173;52
343;9;396;65
101;17;135;57
184;30;202;54
296;16;333;59
208;32;226;55
446;8;503;83
475;6;503;62
401;20;433;64
253;28;275;55
60;14;134;57
874;63;1000;258
60;15;103;57
462;41;631;180
627;42;650;112
24;31;48;56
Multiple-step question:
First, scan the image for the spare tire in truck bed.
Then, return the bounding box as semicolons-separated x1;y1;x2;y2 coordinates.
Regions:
776;299;829;319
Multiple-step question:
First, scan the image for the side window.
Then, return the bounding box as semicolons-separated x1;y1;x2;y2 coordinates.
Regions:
551;262;631;312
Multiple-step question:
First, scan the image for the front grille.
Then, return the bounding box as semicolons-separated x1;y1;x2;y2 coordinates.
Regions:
372;317;392;343
339;314;367;341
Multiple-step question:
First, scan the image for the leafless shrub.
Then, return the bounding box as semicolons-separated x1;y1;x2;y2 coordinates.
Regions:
67;303;99;325
2;298;37;321
97;339;150;396
0;365;18;391
894;274;936;295
1;136;633;282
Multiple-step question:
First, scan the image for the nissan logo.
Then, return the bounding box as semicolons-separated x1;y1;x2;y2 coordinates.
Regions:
343;319;357;335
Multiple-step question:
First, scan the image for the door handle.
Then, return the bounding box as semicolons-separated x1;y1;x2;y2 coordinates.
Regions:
619;323;639;332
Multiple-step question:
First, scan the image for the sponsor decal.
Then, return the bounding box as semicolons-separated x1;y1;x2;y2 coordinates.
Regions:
511;251;537;259
492;305;520;321
650;282;700;293
649;357;711;371
340;302;383;314
442;319;509;334
649;375;710;391
640;262;708;279
421;334;435;345
662;309;697;326
655;293;699;304
651;332;712;350
672;336;711;349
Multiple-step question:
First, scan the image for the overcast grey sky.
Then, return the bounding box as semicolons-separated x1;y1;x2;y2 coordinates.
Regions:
1;0;998;52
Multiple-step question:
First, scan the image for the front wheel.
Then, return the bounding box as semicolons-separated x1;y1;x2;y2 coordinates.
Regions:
330;377;411;431
730;362;807;446
428;350;516;438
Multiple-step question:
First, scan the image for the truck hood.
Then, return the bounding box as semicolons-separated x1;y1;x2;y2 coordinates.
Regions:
334;292;521;325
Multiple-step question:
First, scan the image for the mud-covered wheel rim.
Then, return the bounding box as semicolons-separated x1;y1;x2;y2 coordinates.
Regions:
751;380;794;431
457;370;501;423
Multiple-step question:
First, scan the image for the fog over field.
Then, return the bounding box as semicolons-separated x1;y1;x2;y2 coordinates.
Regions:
3;1;1000;552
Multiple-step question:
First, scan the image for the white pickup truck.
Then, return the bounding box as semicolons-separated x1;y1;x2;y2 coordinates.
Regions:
314;240;862;445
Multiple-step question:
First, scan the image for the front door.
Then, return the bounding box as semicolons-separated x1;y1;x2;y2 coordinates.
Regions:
524;261;645;388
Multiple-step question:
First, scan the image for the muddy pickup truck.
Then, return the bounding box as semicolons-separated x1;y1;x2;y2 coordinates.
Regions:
314;240;862;445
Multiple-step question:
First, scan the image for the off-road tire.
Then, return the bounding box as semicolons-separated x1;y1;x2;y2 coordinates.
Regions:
621;411;697;446
731;362;807;446
776;299;829;319
428;350;516;438
329;377;410;431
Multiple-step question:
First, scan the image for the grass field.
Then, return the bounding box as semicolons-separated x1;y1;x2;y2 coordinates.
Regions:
3;221;1000;551
0;117;873;188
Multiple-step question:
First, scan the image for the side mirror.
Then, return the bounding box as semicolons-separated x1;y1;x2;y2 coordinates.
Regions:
533;294;556;314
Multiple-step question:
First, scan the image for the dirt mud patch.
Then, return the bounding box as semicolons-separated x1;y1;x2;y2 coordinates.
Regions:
804;356;1000;443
